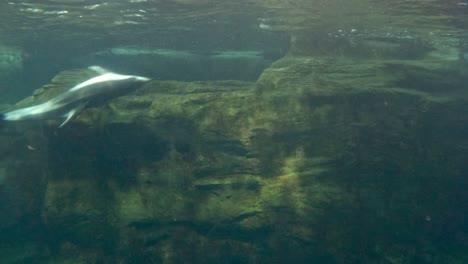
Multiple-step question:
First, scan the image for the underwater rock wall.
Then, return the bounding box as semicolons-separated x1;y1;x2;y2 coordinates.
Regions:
1;54;468;263
0;126;50;262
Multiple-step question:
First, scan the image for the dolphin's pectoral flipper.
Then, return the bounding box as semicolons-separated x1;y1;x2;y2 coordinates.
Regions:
59;102;88;127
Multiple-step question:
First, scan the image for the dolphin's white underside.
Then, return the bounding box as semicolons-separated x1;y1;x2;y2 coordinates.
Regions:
69;72;133;92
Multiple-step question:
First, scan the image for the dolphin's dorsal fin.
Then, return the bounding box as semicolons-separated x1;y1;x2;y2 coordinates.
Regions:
88;66;111;75
59;102;88;127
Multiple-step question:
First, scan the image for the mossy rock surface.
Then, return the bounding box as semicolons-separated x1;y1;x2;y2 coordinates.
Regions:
1;53;468;262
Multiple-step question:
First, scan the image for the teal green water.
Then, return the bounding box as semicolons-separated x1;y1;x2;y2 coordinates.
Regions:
0;1;468;263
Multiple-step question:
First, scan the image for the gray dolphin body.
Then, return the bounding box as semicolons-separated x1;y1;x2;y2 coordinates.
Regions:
0;66;150;127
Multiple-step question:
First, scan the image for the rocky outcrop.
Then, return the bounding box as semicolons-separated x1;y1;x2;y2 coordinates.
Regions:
1;51;468;263
0;0;467;262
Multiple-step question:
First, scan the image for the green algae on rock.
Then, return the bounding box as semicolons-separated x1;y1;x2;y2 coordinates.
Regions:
0;51;467;262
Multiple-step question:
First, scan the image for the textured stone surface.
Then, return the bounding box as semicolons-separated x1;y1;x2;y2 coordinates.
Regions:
0;0;467;262
1;50;468;262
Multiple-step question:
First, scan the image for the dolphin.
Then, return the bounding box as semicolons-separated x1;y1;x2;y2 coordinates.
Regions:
0;66;150;127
